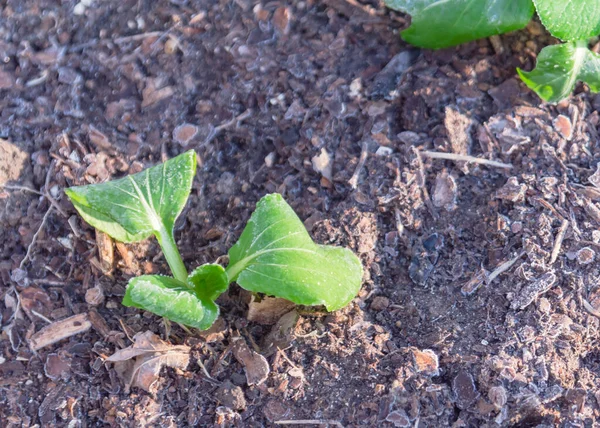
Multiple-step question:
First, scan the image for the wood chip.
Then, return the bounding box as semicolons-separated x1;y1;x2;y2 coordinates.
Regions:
232;336;270;386
511;272;557;310
96;230;114;272
29;313;92;351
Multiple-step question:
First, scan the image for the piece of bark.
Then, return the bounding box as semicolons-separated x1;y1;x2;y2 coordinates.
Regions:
29;313;92;351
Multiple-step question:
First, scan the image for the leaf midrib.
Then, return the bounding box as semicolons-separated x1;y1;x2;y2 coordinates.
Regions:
226;247;321;282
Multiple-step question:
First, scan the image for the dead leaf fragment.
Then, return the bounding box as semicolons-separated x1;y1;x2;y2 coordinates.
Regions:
589;164;600;189
142;80;175;108
106;331;190;393
247;295;296;325
432;169;457;211
311;148;333;183
88;125;114;151
262;310;299;356
232;336;270;386
20;287;53;320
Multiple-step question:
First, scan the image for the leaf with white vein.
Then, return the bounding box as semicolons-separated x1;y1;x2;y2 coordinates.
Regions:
225;194;363;311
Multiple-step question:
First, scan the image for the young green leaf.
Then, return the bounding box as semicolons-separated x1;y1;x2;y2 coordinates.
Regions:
534;0;600;41
124;275;210;329
65;150;196;281
517;41;600;103
187;264;229;330
225;194;363;311
123;265;228;330
385;0;534;49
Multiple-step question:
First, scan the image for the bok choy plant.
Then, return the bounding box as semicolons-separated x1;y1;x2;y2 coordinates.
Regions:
385;0;600;102
65;150;363;329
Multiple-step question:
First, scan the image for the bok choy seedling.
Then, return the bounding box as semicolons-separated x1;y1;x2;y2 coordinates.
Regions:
385;0;600;103
66;150;363;329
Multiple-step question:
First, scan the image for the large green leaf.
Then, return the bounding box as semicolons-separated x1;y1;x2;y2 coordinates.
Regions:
517;41;600;102
65;150;196;243
123;265;228;330
534;0;600;41
225;194;363;311
385;0;534;49
65;150;196;281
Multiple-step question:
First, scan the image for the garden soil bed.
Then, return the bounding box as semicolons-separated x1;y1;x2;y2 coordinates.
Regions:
2;0;600;426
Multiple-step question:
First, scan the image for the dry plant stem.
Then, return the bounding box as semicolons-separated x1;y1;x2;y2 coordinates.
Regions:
413;148;438;220
550;219;570;264
0;184;42;195
68;31;165;52
487;251;525;284
204;109;252;145
348;140;369;189
420;150;513;169
582;299;600;318
275;420;343;427
536;197;567;222
20;205;54;269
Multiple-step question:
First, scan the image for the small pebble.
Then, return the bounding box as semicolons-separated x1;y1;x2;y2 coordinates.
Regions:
412;349;439;376
576;247;595;265
173;123;199;146
386;410;410;427
370;296;390;311
453;370;480;409
553;115;572;140
488;386;507;408
264;152;276;167
375;146;393;156
85;286;105;306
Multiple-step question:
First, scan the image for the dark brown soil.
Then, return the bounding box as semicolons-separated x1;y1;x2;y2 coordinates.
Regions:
2;1;600;427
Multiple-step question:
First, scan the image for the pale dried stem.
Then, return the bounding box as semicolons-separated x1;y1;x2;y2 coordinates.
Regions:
487;251;525;284
549;219;570;265
420;150;513;169
20;205;54;269
348;141;369;189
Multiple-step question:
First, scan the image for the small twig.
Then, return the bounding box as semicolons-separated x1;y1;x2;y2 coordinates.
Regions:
69;31;165;52
118;318;135;343
412;148;437;220
275;420;343;427
536;197;567;222
204;109;252;145
487;251;525;284
6;286;22;323
196;357;220;385
549;219;569;265
420;150;513;169
489;35;504;55
0;184;43;195
348;140;369;189
394;207;405;236
20;206;55;269
31;309;53;324
582;299;600;318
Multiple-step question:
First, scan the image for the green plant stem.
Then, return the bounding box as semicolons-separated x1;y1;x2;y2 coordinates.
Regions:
155;227;188;283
